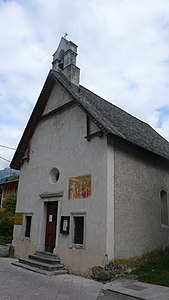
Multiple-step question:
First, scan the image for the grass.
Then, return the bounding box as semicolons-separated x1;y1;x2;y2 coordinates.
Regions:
132;255;169;287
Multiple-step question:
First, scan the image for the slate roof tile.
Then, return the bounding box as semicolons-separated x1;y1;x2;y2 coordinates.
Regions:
52;71;169;161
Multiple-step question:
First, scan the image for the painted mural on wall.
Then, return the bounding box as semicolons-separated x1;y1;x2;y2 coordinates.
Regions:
68;174;91;199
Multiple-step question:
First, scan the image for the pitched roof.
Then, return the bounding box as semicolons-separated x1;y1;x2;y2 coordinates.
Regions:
78;85;169;161
10;69;169;169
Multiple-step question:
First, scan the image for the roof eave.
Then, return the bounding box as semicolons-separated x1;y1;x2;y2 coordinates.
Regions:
108;133;169;164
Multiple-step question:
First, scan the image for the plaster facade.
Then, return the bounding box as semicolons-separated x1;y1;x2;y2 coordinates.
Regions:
42;82;72;115
12;83;111;274
114;140;169;260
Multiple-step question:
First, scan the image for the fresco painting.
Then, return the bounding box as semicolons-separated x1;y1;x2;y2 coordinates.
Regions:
68;174;91;199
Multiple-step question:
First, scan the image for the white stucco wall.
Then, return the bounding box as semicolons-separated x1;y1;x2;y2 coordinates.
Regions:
114;140;169;260
42;82;72;115
13;82;109;274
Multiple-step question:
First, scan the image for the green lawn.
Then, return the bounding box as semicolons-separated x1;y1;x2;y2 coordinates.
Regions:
133;255;169;287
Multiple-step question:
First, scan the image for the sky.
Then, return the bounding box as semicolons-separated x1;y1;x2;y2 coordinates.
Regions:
1;0;169;169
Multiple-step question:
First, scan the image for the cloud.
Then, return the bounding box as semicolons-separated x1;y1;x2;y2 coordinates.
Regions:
1;0;169;169
0;124;22;168
78;0;169;125
158;117;169;141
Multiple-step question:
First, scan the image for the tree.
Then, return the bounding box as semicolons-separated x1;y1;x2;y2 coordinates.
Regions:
0;194;17;237
2;194;17;215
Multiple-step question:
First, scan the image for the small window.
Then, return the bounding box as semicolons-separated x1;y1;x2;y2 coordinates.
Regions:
70;213;86;249
74;216;84;245
49;168;60;184
161;190;168;226
25;216;32;238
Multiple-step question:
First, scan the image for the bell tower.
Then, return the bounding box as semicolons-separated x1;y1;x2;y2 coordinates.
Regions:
52;37;80;86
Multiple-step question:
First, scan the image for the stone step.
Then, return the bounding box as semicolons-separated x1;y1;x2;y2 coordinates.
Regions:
36;251;57;257
12;261;68;276
29;254;61;265
19;257;64;271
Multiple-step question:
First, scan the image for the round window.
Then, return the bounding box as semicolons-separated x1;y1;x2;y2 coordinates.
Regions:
49;168;60;184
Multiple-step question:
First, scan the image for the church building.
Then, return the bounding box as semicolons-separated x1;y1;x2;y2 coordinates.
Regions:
11;37;169;275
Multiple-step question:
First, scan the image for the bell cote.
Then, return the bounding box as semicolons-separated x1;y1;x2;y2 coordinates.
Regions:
52;37;80;86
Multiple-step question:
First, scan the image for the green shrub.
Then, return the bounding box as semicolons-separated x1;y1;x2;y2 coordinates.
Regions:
2;194;17;215
0;236;12;245
0;194;17;238
0;210;14;237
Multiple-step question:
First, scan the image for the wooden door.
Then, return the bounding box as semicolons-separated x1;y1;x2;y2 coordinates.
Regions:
45;201;58;252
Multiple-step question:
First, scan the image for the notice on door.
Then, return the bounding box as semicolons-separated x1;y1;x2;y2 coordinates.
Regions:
49;214;53;222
